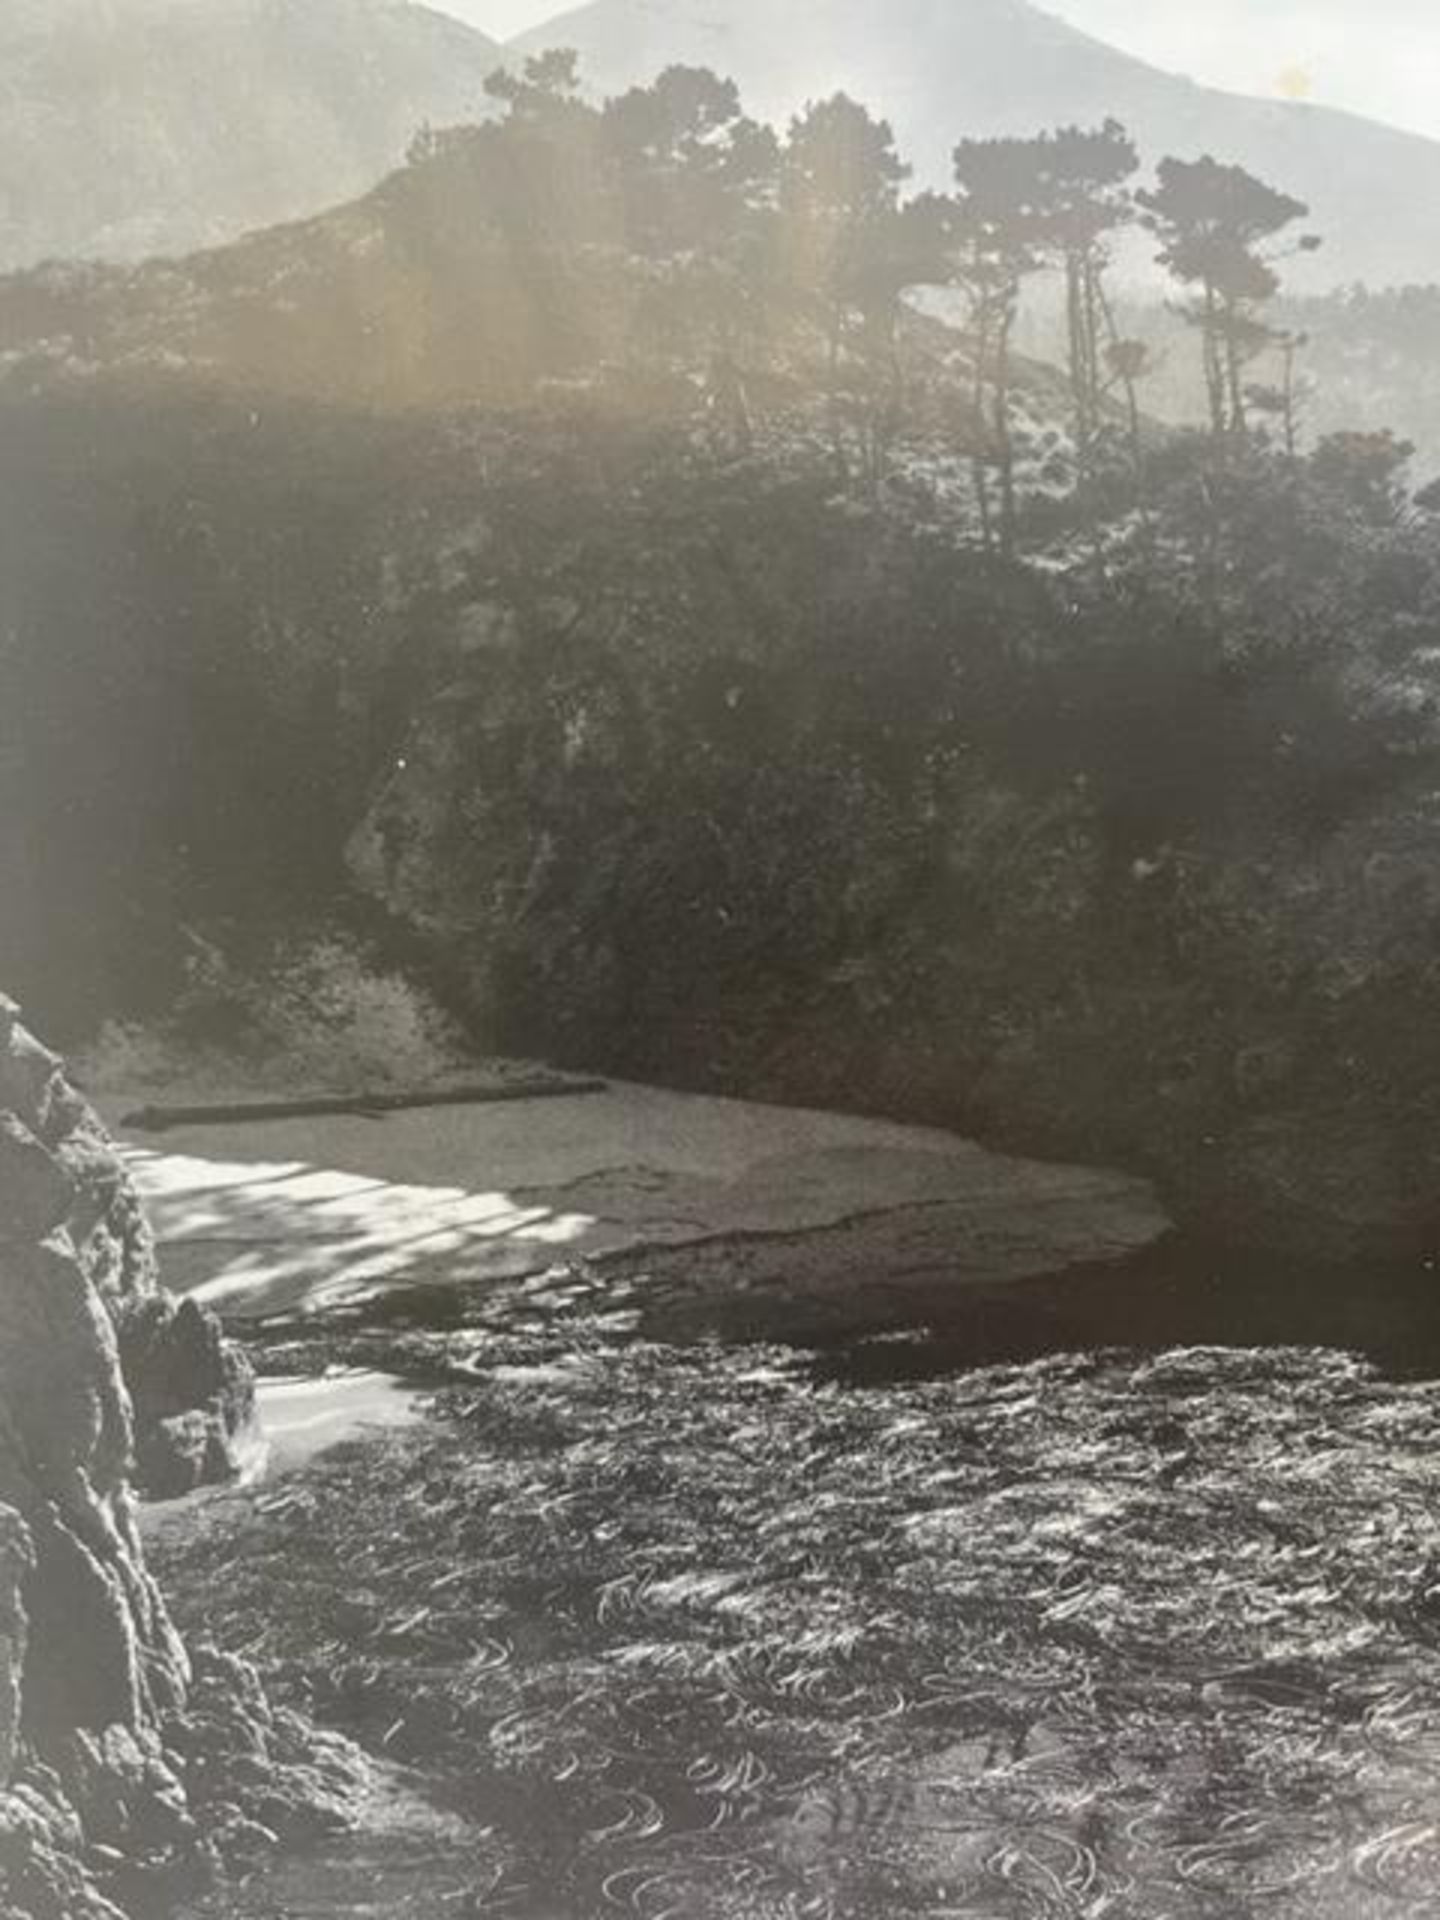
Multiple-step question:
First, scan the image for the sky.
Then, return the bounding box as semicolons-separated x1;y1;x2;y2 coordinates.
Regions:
430;0;1440;142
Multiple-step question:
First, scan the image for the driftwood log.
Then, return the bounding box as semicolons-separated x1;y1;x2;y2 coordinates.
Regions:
122;1077;610;1133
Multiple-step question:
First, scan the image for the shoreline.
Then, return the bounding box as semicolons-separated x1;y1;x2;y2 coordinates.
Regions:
117;1069;1440;1918
101;1070;1171;1324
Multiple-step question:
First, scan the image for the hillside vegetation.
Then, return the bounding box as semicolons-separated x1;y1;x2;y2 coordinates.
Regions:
1065;286;1440;479
4;57;1440;1258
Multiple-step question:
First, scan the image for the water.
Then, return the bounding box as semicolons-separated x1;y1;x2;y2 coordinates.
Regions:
803;1235;1440;1384
257;1369;426;1473
154;1245;1440;1920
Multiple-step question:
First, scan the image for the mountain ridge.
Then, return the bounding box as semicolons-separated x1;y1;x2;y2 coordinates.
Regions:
0;0;506;270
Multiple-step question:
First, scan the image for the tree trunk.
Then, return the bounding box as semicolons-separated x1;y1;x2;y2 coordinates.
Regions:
1082;253;1103;435
969;271;995;552
1281;336;1299;466
826;306;848;482
1224;301;1248;436
1095;275;1144;482
994;294;1018;558
1201;282;1227;438
1065;254;1088;445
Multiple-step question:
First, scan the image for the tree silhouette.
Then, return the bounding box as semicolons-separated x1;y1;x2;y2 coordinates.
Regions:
1104;334;1153;474
1244;326;1310;463
455;49;607;256
602;65;778;413
483;48;585;125
1138;155;1319;440
780;95;914;484
1030;121;1138;456
948;135;1052;553
602;66;777;262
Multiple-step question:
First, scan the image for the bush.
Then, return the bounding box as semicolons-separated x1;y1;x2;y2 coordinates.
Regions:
77;928;468;1095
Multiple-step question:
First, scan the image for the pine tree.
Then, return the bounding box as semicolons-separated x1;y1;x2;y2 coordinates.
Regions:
1138;156;1320;441
948;135;1051;554
1030;121;1138;457
780;95;913;485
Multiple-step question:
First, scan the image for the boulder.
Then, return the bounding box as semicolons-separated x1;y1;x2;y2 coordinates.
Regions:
117;1298;259;1498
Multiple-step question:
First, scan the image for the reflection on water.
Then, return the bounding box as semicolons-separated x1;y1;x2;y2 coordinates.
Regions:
258;1369;426;1473
808;1237;1440;1385
177;1773;505;1919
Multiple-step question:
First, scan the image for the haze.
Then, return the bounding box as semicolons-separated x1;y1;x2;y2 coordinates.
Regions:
437;0;1440;140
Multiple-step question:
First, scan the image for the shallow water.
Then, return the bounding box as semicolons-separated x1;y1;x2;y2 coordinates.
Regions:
806;1235;1440;1383
257;1369;426;1473
176;1773;505;1919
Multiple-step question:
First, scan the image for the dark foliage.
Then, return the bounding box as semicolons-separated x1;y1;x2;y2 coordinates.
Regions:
3;60;1440;1247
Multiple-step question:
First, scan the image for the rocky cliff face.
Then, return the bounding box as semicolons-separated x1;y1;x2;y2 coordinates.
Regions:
0;996;361;1919
0;992;257;1500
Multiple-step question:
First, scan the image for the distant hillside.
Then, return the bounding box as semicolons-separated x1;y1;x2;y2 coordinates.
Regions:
512;0;1440;290
0;0;504;269
0;106;1074;455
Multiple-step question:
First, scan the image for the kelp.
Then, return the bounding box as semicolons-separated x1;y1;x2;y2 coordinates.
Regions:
154;1315;1440;1918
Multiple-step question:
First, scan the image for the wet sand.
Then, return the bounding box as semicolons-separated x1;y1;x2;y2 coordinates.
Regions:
100;1075;1170;1322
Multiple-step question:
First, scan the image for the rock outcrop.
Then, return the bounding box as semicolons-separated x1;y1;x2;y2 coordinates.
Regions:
0;996;362;1918
0;993;257;1499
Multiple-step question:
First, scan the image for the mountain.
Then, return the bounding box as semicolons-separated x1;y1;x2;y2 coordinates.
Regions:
0;0;504;270
511;0;1440;291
